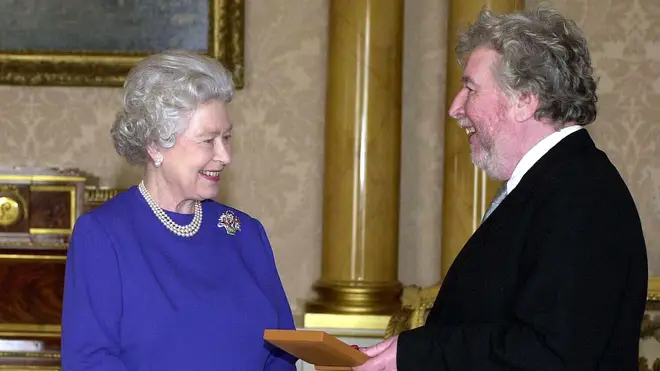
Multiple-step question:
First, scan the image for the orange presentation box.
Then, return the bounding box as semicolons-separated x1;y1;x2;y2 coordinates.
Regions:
263;329;370;370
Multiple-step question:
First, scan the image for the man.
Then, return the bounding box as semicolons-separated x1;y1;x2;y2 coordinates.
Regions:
355;6;648;371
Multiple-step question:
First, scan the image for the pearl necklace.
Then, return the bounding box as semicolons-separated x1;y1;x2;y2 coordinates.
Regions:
138;181;202;237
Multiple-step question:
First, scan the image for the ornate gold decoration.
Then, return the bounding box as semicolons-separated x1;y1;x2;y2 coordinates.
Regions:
641;313;660;340
384;284;440;338
640;312;660;371
385;281;660;371
639;357;660;371
0;0;244;88
0;185;28;223
0;196;20;227
83;186;125;209
648;278;660;304
385;280;660;335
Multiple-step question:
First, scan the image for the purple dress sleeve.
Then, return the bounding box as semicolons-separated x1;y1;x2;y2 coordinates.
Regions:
61;213;130;371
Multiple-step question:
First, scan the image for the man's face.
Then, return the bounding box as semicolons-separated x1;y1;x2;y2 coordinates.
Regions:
448;46;519;181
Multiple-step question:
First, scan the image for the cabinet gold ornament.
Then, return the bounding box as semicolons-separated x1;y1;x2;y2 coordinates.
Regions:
0;197;20;227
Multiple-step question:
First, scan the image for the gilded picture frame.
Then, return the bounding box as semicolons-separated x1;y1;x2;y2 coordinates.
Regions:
0;0;244;89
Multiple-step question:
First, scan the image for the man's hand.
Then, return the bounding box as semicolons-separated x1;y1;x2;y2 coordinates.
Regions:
353;335;398;371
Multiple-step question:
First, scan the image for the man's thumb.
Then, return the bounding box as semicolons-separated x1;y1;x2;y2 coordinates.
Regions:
360;337;395;357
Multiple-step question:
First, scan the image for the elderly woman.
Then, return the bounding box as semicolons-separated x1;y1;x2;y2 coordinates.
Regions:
61;51;297;370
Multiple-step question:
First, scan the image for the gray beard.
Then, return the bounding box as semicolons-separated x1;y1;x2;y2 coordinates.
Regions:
471;144;507;181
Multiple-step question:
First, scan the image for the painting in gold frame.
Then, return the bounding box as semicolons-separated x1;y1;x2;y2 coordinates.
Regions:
0;0;244;88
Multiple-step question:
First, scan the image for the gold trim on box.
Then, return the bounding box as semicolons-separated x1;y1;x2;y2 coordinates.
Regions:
0;254;66;262
0;352;59;359
0;241;68;250
0;323;61;338
0;325;63;371
303;313;391;331
0;366;60;371
0;323;60;333
28;185;77;234
0;0;244;88
0;175;86;183
28;229;71;236
29;186;75;193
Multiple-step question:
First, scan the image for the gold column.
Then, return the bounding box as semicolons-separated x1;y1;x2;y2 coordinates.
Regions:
306;0;404;318
441;0;524;277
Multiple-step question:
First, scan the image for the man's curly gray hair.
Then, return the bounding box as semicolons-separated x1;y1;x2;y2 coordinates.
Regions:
456;5;598;127
111;50;234;165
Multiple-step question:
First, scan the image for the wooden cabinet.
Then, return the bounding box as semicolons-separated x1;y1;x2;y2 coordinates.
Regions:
0;167;122;370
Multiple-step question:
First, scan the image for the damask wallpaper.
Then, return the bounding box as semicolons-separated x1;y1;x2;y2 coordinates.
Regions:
543;0;660;274
0;0;657;315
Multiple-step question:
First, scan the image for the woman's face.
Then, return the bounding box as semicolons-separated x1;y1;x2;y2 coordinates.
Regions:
158;99;232;202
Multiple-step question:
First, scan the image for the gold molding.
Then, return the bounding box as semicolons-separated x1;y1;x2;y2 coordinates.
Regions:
0;353;59;359
0;0;244;88
0;241;68;250
0;323;61;338
0;254;66;262
27;229;71;236
0;175;86;184
303;313;391;331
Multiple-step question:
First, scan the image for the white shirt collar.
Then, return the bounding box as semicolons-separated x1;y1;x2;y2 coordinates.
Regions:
506;125;584;195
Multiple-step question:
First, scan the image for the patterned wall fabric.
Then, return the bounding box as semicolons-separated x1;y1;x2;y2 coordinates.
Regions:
541;0;660;274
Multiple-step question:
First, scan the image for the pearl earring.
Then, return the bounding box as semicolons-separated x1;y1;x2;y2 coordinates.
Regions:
154;153;163;168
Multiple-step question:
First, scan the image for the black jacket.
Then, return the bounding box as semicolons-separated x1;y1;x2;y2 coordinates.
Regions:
398;129;648;370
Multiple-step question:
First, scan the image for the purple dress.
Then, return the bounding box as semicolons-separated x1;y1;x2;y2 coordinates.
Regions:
62;186;297;370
